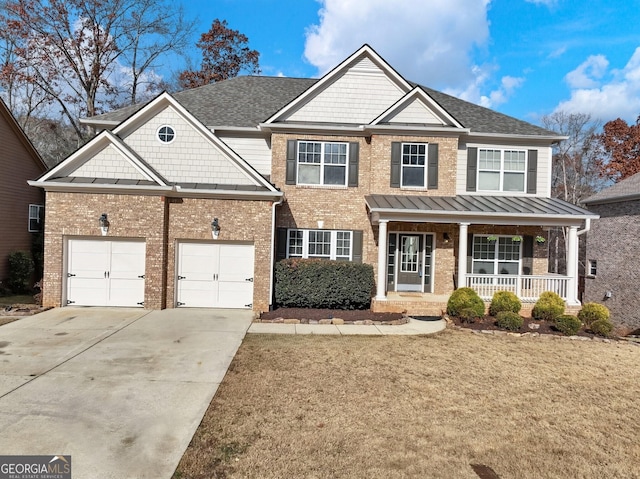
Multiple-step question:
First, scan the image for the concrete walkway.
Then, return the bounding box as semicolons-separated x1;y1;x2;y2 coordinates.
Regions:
248;317;447;335
0;307;253;479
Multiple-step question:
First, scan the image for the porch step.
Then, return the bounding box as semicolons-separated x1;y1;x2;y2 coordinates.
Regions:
372;297;447;316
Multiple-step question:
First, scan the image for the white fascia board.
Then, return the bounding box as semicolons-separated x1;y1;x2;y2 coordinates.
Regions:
172;186;283;201
465;132;568;143
364;125;469;135
368;207;598;226
259;123;367;134
79;117;120;128
263;44;412;124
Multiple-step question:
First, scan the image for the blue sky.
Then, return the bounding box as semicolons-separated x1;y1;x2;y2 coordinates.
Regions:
174;0;640;126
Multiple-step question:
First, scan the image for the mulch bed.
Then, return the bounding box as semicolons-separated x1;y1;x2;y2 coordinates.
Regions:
260;308;403;322
451;314;596;337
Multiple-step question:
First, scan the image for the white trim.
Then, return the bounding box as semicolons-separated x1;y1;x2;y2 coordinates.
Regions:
296;140;349;187
400;142;428;188
156;124;176;144
476;148;527;193
471;234;522;276
387;231;435;294
263;44;412;124
285;228;353;261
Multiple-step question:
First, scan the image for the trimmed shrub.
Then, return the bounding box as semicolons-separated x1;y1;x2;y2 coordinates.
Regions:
555;314;582;336
274;259;374;310
7;251;34;294
590;318;614;337
532;291;565;321
489;291;522;316
496;311;523;331
578;302;610;326
446;287;485;318
458;307;481;323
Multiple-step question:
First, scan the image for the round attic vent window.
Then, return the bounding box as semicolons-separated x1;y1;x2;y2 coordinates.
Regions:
157;125;175;143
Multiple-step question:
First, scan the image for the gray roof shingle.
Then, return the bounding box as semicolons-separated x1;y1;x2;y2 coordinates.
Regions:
582;172;640;205
88;75;555;137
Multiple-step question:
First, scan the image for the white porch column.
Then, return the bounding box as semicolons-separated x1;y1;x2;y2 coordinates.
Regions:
375;220;388;300
458;223;469;289
566;225;580;305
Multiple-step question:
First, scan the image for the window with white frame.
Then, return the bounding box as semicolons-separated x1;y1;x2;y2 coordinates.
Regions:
478;149;526;192
588;259;597;277
472;235;521;275
401;143;427;187
297;141;348;186
28;204;44;232
157;125;175;143
287;229;352;260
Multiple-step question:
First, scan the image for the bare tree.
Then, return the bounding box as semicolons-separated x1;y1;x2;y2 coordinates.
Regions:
0;0;194;149
541;111;603;277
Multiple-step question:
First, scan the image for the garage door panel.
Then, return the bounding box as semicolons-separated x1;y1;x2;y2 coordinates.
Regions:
67;239;145;307
176;243;254;309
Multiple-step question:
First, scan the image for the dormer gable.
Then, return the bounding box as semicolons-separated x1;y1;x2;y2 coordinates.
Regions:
264;45;413;126
370;87;464;128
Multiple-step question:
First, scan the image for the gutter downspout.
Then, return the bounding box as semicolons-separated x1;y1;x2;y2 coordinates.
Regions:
269;195;285;309
577;218;591;236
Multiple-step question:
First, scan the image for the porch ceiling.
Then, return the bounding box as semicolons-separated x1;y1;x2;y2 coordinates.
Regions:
365;194;599;227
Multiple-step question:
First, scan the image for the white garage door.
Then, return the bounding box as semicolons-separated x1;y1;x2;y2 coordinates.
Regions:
176;243;254;308
66;239;145;307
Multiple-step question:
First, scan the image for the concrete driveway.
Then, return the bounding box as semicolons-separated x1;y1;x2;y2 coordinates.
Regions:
0;307;253;479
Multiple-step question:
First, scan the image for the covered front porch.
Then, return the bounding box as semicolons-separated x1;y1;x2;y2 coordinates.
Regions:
365;194;598;314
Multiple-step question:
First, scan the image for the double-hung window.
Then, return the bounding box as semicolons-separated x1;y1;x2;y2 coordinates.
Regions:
287;229;352;261
297;141;348;186
478;149;526;192
28;204;44;232
401;143;427;187
472;235;521;275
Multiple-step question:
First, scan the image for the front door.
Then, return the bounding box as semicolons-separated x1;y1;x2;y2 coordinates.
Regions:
397;234;422;291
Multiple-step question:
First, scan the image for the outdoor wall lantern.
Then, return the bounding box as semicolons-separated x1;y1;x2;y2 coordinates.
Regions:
211;218;220;239
443;232;450;243
99;213;109;236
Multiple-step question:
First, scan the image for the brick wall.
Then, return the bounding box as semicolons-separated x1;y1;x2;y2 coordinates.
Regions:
42;191;274;312
584;200;640;332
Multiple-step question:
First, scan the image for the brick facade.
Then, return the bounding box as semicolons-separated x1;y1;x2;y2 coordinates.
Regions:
42;191;274;312
584;200;640;332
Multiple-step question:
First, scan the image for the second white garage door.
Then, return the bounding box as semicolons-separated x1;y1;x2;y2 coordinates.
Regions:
176;243;254;308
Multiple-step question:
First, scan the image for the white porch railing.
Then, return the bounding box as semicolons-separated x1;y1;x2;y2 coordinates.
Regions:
466;274;569;302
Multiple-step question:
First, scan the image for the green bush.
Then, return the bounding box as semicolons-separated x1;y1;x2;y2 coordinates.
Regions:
7;251;34;294
489;291;522;316
458;307;481;323
274;259;374;310
446;287;485;318
578;303;610;326
554;314;582;336
590;318;614;337
496;311;523;331
532;291;565;321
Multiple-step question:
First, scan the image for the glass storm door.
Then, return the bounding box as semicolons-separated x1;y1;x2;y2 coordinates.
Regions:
397;234;422;291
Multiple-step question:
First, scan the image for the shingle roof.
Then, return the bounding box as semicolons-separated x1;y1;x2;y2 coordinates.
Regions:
582;172;640;205
88;76;555;137
365;194;597;221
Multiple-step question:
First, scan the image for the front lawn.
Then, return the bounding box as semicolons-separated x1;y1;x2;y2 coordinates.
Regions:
174;330;640;479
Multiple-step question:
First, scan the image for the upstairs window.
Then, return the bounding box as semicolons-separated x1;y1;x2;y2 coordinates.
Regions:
478;149;526;192
29;204;44;232
297;141;348;186
401;143;427;187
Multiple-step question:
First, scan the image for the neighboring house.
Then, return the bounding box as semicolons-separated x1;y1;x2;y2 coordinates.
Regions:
582;173;640;332
30;45;597;314
0;98;47;285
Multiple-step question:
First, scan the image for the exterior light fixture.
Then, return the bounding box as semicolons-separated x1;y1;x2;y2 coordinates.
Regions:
99;213;109;236
211;218;220;239
443;232;450;243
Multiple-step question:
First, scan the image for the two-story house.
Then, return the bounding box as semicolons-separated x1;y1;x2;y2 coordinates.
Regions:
30;45;596;314
0;98;47;286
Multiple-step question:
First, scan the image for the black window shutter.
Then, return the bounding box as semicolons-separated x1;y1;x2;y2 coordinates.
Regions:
286;140;297;185
427;143;439;189
466;147;477;192
466;233;474;276
522;235;533;275
276;228;288;261
527;150;538;194
390;142;401;188
348;142;359;187
352;230;363;263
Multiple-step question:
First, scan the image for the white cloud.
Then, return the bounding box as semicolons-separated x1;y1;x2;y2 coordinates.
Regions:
304;0;491;92
564;55;608;89
548;46;567;59
525;0;556;5
555;47;640;121
453;67;524;108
